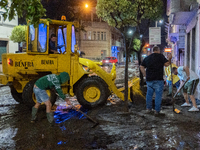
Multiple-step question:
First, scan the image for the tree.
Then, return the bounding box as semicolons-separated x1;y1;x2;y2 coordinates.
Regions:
133;38;141;52
10;25;27;43
0;0;46;27
97;0;163;111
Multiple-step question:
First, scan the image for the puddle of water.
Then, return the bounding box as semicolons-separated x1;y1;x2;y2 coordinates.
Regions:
0;127;18;149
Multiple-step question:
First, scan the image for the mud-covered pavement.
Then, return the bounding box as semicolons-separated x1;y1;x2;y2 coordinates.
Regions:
1;64;200;149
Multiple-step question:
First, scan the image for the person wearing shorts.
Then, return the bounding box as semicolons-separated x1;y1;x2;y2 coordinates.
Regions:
31;72;71;123
173;66;199;112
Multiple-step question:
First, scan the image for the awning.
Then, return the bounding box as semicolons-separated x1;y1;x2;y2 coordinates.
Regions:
186;13;197;33
169;12;194;25
169;7;198;33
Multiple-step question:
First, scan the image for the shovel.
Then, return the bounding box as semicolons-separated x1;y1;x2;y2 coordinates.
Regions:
172;80;187;113
71;106;99;128
169;62;182;114
56;93;99;128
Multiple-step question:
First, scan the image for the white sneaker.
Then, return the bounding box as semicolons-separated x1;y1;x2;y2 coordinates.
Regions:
181;102;191;107
188;106;199;112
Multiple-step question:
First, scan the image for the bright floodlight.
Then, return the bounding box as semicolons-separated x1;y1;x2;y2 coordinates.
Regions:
129;31;132;34
159;20;163;24
85;4;88;8
140;35;143;38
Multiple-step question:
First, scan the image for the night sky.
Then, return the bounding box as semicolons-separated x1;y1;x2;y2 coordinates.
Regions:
19;0;167;51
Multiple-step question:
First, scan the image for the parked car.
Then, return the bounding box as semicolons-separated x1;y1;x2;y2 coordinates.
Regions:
102;57;118;66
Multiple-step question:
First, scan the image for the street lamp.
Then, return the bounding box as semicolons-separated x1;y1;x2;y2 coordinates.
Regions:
155;19;163;27
159;20;163;24
78;3;89;51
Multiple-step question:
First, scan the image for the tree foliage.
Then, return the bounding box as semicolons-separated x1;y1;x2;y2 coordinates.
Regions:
97;0;162;29
133;38;141;51
97;0;163;106
0;0;46;27
10;25;27;43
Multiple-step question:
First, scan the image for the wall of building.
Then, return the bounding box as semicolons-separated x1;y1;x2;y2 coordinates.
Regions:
0;8;18;54
167;0;200;99
195;7;200;100
0;5;18;72
77;8;124;62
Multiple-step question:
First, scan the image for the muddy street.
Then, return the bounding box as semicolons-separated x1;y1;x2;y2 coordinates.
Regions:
1;84;200;150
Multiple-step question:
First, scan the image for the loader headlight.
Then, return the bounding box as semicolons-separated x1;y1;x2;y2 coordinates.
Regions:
7;59;13;66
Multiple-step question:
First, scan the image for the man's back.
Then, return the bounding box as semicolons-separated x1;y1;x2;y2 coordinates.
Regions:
141;53;168;81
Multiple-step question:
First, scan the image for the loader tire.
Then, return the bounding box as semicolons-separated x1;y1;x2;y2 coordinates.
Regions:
10;85;23;103
76;76;110;109
22;79;57;108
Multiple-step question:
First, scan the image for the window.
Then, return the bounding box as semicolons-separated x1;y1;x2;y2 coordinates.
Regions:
104;32;106;41
97;32;100;40
83;32;87;40
88;31;92;40
112;34;114;40
71;25;76;53
29;25;35;41
38;23;47;52
57;27;67;54
28;25;36;51
101;32;103;40
93;31;96;40
0;41;7;62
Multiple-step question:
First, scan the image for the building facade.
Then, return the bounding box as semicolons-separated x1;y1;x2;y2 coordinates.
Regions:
0;3;18;72
167;0;200;99
76;8;124;63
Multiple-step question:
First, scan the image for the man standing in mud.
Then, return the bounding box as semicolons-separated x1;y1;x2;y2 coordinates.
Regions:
140;46;172;116
31;72;72;124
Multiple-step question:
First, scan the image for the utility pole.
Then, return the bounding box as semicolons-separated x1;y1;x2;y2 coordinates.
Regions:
78;18;81;51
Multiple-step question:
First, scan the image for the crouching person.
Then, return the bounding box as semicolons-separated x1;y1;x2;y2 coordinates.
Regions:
173;66;199;112
31;72;71;123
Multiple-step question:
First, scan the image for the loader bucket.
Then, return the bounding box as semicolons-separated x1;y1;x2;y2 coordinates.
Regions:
118;77;145;102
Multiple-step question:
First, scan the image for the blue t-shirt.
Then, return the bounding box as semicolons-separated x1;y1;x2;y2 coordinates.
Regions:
141;53;168;81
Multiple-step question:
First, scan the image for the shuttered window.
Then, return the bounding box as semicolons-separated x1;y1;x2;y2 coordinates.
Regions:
0;41;7;63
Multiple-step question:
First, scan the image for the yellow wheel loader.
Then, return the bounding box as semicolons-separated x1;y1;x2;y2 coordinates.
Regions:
0;19;141;109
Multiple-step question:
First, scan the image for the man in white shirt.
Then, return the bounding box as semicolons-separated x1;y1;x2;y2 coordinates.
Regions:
173;66;199;111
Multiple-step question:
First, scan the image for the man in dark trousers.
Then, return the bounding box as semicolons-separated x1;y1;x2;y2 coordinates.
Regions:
140;46;172;116
31;72;71;123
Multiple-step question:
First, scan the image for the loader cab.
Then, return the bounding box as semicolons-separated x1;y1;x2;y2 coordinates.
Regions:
27;19;76;55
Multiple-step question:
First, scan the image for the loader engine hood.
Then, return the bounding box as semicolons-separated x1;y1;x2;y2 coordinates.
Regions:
58;72;70;84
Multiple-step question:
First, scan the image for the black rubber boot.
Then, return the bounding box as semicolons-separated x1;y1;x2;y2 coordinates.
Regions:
31;107;38;123
46;112;54;124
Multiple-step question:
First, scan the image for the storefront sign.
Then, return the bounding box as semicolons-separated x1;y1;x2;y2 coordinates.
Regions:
164;48;172;52
149;27;161;45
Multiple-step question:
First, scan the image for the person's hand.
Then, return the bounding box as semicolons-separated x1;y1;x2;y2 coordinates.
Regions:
57;45;65;49
167;53;172;59
65;98;72;105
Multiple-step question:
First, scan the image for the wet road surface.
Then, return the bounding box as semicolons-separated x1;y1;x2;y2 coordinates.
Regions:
1;85;200;149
